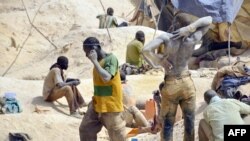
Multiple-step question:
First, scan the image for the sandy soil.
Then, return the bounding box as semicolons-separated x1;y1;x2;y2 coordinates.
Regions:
0;0;249;141
0;73;218;141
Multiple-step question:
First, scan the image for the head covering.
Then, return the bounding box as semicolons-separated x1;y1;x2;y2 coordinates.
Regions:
49;56;68;70
83;37;101;50
57;56;68;67
49;56;68;81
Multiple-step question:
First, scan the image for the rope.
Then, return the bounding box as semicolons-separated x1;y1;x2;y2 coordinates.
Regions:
98;0;112;42
22;0;58;49
2;0;46;76
153;0;167;39
228;23;231;65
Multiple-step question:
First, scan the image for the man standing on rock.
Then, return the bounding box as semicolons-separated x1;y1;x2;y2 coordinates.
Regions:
79;37;126;141
142;15;212;141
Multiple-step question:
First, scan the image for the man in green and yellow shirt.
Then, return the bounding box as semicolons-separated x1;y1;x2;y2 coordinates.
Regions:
79;37;126;141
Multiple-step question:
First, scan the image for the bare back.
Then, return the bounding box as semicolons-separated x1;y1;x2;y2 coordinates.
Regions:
142;16;212;77
163;34;197;76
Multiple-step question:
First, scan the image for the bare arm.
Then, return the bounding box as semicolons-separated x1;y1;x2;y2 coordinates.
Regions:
52;68;80;88
188;16;212;32
56;81;80;88
172;16;212;41
88;50;112;82
190;16;212;41
92;60;112;82
142;33;170;68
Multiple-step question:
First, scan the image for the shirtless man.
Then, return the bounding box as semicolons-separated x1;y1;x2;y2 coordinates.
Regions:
142;16;212;141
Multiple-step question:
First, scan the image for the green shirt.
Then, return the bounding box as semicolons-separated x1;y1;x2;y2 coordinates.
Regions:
93;53;123;113
96;14;118;29
126;39;144;67
101;53;119;76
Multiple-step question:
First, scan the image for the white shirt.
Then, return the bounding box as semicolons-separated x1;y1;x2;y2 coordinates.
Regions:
204;96;250;141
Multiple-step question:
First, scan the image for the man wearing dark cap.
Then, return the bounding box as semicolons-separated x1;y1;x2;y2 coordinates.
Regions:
126;30;145;68
42;56;86;118
79;37;126;141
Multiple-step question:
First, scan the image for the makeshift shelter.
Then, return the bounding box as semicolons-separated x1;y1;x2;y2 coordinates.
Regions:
129;0;160;28
172;0;249;63
129;0;250;67
153;0;250;57
208;0;250;55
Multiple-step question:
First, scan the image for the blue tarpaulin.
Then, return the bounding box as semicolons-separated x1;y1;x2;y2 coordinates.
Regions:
172;0;244;23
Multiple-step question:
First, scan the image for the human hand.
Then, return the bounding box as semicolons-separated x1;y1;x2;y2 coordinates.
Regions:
71;80;80;86
171;26;191;40
87;50;98;62
76;79;81;84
